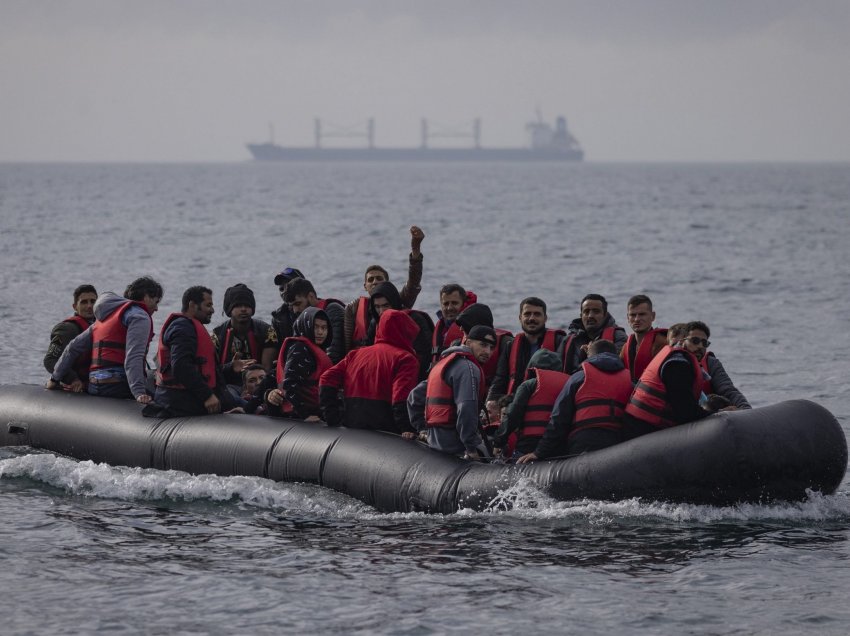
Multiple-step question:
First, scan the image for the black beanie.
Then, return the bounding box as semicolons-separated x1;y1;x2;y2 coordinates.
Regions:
467;325;497;346
456;303;494;333
223;283;256;317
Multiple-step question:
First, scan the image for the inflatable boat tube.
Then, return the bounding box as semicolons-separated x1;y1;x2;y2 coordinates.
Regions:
0;385;846;513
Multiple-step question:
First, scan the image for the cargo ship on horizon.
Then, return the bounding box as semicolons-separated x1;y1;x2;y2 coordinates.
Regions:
246;115;584;162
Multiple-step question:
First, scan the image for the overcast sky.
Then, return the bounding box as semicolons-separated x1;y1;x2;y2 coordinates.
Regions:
2;0;849;162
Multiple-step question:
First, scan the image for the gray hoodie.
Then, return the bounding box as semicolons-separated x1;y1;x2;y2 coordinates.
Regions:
51;292;153;398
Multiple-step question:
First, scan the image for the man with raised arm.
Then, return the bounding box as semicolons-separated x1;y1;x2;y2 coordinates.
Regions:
344;226;425;352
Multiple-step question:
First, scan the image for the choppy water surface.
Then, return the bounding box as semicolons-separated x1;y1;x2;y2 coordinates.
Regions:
1;162;849;634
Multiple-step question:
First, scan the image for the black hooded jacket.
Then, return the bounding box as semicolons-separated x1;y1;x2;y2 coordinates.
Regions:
368;281;434;381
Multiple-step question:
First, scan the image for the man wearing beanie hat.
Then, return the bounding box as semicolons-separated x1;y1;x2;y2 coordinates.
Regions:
454;303;513;390
212;283;278;383
407;324;496;460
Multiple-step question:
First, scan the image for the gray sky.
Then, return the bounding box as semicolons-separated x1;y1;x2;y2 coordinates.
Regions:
2;0;849;162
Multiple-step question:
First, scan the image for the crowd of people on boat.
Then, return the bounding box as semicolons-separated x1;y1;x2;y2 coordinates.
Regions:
44;226;750;463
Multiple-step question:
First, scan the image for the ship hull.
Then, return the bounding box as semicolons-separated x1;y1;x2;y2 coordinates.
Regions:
246;143;583;162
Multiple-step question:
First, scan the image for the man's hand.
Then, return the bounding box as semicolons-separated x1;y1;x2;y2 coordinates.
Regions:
45;379;61;391
516;453;538;464
136;394;153;405
66;379;84;393
267;389;284;406
410;226;425;254
401;431;416;440
231;356;257;374
204;394;221;414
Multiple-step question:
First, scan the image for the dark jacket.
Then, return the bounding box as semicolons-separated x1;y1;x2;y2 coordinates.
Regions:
704;352;751;409
212;317;277;384
281;307;332;419
44;314;93;382
493;349;564;453
320;309;420;434
559;314;627;374
535;352;627;458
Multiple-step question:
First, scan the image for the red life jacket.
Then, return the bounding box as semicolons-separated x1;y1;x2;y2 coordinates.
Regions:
155;313;217;390
507;328;564;394
63;314;93;382
625;345;702;429
275;336;333;416
352;297;371;349
622;327;667;383
425;350;485;428
218;325;260;364
571;361;633;438
431;319;464;362
316;297;344;311
520;368;571;439
90;301;152;370
699;353;713;394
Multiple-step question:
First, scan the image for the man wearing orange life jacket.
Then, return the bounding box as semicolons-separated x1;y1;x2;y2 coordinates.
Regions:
43;283;98;386
47;276;162;403
212;283;278;380
431;283;477;362
282;277;346;364
485;296;566;405
265;306;334;420
559;293;627;374
622;337;711;440
408;325;497;460
518;340;633;463
145;286;231;417
492;349;569;458
621;294;668;383
344;225;425;353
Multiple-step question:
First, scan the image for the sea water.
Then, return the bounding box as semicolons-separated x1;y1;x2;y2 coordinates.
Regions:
1;161;849;634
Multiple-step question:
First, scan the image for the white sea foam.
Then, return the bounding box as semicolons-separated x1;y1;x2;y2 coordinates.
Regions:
3;453;847;524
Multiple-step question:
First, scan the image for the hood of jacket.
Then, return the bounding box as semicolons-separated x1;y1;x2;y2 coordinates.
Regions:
375;308;419;353
527;348;563;372
586;351;626;372
93;292;133;322
293;306;331;348
369;281;403;321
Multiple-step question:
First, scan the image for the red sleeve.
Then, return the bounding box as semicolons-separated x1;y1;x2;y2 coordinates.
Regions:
320;355;348;389
391;353;420;405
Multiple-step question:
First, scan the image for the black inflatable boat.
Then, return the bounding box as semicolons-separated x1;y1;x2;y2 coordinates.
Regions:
0;385;846;513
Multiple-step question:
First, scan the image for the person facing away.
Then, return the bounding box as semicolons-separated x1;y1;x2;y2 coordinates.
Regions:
211;283;278;379
518;340;634;463
559;293;628;374
408;325;497;460
621;294;668;383
345;225;425;353
365;281;434;381
431;283;479;362
270;266;304;344
44;283;98;386
492;348;571;459
265;306;334;420
282;277;346;364
622;330;711;439
47;276;162;404
320;308;420;436
486;296;566;405
681;320;751;410
144;286;235;417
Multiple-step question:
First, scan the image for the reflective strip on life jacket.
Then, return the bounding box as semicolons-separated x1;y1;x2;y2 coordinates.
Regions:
625;345;702;429
520;368;570;438
570;361;632;437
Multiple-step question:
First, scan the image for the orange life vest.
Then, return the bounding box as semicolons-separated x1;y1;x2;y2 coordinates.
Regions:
90;301;152;370
625;345;702;429
507;328;564;394
425;350;485;428
622;327;667;383
570;361;633;438
155;313;217;390
520;368;571;438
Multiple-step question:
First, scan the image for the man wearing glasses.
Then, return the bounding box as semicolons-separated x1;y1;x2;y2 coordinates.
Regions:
682;321;750;410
